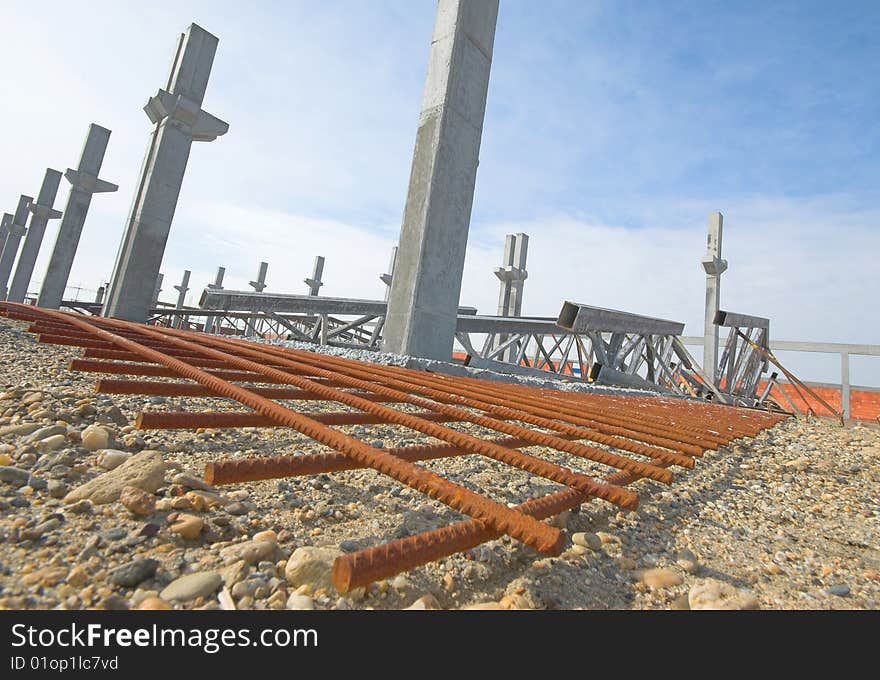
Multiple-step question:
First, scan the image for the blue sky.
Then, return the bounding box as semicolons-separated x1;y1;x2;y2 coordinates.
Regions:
1;0;878;385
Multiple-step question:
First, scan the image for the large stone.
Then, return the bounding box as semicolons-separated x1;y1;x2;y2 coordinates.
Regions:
688;579;760;610
64;450;165;505
160;571;222;602
284;546;343;593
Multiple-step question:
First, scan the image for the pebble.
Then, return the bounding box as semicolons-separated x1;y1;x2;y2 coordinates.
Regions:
96;449;131;471
286;594;315;610
119;486;156;517
172;473;214;492
169;513;204;540
0;466;30;486
572;532;603;551
160;571;223;602
638;568;683;590
688;579;760;610
284;546;343;593
24;425;67;444
36;434;67;453
405;594;442;610
107;558;159;588
676;549;701;575
219;539;277;565
823;584;850;597
137;597;172;611
80;425;111;451
46;479;68;499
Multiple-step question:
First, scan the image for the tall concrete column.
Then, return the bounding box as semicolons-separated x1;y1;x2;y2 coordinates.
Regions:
304;256;324;296
38;124;118;309
7;170;63;302
701;212;727;383
95;285;105;305
0;197;33;299
172;270;191;329
0;213;13;268
246;261;268;337
382;0;499;360
0;213;12;256
103;23;228;322
151;273;164;307
493;232;528;361
203;266;225;333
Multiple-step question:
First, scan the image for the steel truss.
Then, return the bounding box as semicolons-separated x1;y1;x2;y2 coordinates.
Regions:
712;310;771;406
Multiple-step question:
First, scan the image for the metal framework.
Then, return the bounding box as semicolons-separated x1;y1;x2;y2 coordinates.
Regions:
452;303;720;400
711;310;771;406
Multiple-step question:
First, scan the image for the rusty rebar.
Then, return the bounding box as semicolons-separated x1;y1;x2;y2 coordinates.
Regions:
136;409;458;430
134;324;642;505
21;305;568;554
153;330;673;484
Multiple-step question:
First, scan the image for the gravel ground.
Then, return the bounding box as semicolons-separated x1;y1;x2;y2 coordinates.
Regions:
0;315;877;611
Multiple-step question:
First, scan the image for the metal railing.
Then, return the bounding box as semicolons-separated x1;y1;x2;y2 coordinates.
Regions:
681;336;880;419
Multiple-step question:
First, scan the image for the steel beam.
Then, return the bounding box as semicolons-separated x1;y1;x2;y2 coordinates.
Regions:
556;301;685;336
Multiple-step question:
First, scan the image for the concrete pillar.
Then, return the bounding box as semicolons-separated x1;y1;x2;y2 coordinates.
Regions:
382;0;499;360
173;269;190;329
246;261;268;337
95;285;105;305
493;232;529;361
494;233;528;317
701;212;727;383
380;246;398;301
151;273;164;307
841;352;851;421
0;197;33;299
0;213;12;257
103;23;228;322
249;261;268;292
304;256;324;296
38;124;118;309
203;266;225;334
7;170;63;303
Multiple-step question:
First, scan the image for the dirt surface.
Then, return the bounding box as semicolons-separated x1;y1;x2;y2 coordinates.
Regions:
0;316;877;610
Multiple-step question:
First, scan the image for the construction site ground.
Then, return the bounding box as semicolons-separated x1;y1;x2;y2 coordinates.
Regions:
0;315;877;610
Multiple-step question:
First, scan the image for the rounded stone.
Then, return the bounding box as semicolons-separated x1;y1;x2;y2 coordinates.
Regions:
97;449;131;471
81;425;111;451
160;572;222;602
